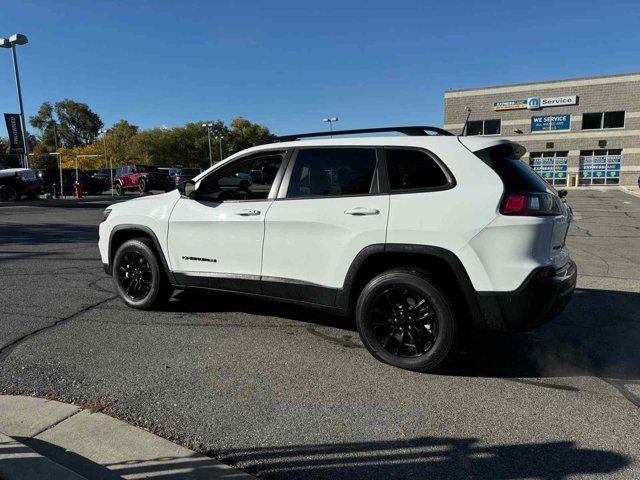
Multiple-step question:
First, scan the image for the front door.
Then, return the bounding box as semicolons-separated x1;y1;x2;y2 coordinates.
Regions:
167;152;286;292
261;147;389;304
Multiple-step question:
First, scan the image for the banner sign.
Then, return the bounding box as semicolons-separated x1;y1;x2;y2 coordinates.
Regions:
531;114;571;132
4;113;25;154
492;99;528;111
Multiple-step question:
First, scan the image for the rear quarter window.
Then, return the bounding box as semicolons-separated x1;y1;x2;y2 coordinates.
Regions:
475;145;552;193
385;148;451;192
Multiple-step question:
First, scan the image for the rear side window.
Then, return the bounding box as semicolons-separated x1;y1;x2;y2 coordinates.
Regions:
476;145;551;193
386;149;450;191
286;148;377;198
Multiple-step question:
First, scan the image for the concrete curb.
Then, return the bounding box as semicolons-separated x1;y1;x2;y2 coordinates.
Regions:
0;395;256;479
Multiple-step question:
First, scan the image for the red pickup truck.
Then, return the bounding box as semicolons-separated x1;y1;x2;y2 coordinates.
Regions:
113;165;174;195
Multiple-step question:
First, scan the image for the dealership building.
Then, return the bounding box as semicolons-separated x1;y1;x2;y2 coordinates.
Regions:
444;72;640;187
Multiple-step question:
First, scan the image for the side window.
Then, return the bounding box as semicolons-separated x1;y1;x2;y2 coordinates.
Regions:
286;148;377;198
386;149;450;191
197;153;284;202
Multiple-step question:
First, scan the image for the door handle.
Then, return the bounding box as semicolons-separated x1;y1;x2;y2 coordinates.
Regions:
344;207;380;216
236;209;261;216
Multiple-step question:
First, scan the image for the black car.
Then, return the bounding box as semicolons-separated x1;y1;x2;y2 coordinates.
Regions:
172;168;202;185
93;168;114;182
0;168;41;201
37;169;108;195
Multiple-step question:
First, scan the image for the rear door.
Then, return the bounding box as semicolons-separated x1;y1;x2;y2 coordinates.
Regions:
261;147;389;304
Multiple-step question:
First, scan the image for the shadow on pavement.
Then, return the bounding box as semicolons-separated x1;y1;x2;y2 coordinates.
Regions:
221;436;630;480
170;287;640;381
446;288;640;380
14;436;243;480
0;223;98;245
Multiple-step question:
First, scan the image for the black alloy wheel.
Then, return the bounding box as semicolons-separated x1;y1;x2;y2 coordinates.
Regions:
112;238;173;309
356;268;456;372
117;251;153;300
369;286;438;358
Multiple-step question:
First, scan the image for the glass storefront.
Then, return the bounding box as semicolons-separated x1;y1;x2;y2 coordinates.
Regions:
529;152;569;187
579;149;622;186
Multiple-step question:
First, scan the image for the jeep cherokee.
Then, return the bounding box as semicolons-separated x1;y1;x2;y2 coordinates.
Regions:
99;126;576;372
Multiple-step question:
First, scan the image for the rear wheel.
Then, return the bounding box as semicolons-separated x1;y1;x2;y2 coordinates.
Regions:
112;239;173;310
0;185;20;202
355;268;456;372
138;178;149;193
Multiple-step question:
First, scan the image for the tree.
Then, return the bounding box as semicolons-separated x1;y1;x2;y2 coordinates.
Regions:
227;117;275;154
105;119;139;165
29;99;103;148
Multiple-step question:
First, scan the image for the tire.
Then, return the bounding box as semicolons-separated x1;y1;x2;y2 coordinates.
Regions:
355;268;456;372
112;238;173;310
0;185;19;202
138;178;149;193
115;182;125;196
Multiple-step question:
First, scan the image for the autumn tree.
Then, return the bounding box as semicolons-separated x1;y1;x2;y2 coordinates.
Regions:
30;99;103;148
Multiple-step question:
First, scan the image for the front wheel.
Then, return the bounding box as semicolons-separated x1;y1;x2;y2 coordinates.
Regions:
115;182;125;196
112;238;173;310
0;185;20;201
355;268;456;372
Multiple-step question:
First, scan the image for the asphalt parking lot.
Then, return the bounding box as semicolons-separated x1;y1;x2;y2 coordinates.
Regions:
1;189;639;479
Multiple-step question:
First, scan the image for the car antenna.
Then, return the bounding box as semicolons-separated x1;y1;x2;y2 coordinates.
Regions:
460;106;472;136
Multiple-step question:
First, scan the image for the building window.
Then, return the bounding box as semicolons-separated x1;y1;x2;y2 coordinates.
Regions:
579;149;622;186
466;119;501;136
529;152;569;187
582;111;625;130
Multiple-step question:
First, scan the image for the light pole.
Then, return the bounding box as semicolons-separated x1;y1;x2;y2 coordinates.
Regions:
216;136;224;163
322;117;338;137
0;34;30;169
99;129;113;196
202;122;213;167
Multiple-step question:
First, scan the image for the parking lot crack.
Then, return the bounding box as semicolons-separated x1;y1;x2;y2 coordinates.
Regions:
0;295;117;362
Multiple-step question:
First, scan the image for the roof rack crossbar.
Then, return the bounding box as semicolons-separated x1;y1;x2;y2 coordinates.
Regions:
277;125;453;142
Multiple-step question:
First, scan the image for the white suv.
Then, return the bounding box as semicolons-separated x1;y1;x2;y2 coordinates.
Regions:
99;126;576;372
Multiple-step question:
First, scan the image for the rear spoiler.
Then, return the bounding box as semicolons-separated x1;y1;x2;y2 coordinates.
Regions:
457;137;526;159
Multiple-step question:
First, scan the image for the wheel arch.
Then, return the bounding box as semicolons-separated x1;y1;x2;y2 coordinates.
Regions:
337;244;485;329
107;225;175;284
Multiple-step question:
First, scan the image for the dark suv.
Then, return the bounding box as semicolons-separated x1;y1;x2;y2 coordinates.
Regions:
113;165;173;195
37;169;108;196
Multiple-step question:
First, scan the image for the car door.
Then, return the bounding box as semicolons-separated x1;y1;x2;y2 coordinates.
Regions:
261;147;389;305
167;151;288;293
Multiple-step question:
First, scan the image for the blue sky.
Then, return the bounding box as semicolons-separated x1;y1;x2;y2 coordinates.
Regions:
1;0;639;136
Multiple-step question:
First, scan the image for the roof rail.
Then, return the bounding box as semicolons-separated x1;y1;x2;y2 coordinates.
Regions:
277;125;453;142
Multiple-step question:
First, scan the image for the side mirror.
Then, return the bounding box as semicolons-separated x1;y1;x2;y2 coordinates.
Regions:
179;180;197;198
558;189;568;199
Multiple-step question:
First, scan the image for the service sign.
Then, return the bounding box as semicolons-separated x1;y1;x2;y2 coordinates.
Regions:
531;114;571;132
492;99;528;111
540;95;578;108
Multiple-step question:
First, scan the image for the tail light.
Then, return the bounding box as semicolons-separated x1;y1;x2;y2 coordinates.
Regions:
500;192;562;216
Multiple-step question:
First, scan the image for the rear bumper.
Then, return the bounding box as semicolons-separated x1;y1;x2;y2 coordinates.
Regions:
476;260;577;332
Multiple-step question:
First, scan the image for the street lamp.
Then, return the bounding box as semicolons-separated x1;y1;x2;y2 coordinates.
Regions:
322;117;339;137
0;34;30;169
99;129;113;196
202;122;213;167
216;136;224;163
